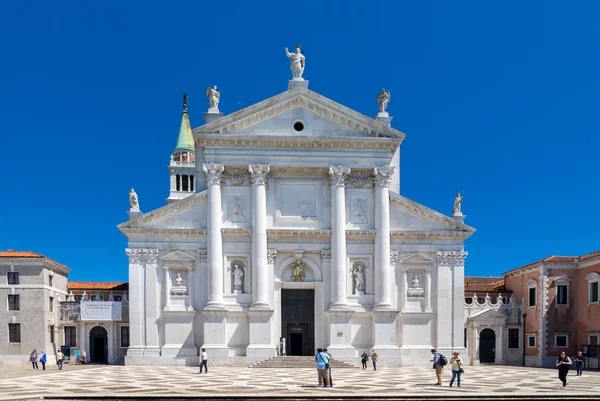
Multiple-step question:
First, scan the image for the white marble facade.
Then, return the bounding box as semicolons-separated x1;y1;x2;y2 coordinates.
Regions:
118;80;475;366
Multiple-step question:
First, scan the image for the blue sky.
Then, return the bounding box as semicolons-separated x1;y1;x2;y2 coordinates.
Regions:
1;1;599;282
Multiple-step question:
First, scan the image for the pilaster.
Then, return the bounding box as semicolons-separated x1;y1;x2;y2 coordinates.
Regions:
435;251;467;353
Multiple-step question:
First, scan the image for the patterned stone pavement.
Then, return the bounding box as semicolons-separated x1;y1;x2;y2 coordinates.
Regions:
0;365;599;399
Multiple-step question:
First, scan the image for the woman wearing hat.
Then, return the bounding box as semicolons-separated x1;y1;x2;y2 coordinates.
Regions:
449;351;463;387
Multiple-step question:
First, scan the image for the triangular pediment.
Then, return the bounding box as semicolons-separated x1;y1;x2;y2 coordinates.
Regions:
389;191;476;235
193;87;406;140
469;309;508;321
117;190;208;234
399;253;436;263
161;250;196;262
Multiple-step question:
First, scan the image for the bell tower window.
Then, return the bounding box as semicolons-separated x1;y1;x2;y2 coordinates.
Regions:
182;175;189;191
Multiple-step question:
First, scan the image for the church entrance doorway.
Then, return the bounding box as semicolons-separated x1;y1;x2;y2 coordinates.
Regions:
479;328;496;363
89;326;108;364
281;289;314;356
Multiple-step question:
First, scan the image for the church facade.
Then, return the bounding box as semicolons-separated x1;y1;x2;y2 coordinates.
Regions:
118;58;475;366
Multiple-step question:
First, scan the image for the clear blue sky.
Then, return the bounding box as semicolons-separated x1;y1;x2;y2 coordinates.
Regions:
1;1;599;282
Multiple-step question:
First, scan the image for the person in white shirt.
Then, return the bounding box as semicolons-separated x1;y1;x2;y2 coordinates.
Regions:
199;348;208;373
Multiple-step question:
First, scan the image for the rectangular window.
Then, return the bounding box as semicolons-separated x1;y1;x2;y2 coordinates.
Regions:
527;334;536;348
557;285;568;305
64;326;77;347
50;326;55;343
114;295;122;302
508;328;520;348
120;326;130;348
176;174;181;191
7;272;19;285
589;334;599;346
49;275;53;288
555;335;568;348
8;294;20;310
590;282;599;303
8;323;21;343
49;297;54;312
190;175;195;191
529;287;536;307
182;175;189;191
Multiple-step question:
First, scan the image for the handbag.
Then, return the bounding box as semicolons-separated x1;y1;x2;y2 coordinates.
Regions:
457;360;464;374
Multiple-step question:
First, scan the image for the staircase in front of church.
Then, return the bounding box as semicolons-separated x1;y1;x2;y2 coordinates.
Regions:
251;356;358;368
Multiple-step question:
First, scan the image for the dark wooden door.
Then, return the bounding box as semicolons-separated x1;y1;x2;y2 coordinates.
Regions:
281;290;314;356
479;328;496;363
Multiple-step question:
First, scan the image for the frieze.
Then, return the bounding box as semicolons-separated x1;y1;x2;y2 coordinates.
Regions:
126;248;159;264
436;251;468;265
196;137;399;151
222;169;248;186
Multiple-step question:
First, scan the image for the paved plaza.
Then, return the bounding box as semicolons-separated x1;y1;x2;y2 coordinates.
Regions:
0;365;599;400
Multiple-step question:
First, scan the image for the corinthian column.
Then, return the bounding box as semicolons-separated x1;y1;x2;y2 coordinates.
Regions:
249;164;270;309
328;165;351;309
203;163;225;308
372;166;395;309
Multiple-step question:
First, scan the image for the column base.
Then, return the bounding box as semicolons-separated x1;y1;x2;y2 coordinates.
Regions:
250;302;270;310
126;346;145;357
205;302;226;310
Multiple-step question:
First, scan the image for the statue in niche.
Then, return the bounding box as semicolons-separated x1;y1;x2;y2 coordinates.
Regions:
412;275;420;289
171;272;188;295
129;187;139;210
232;265;244;292
453;191;463;216
291;260;306;282
376;88;391;114
285;45;305;79
352;199;367;224
230;197;245;222
175;273;183;286
353;266;365;293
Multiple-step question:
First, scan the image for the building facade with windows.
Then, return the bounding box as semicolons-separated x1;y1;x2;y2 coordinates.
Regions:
503;250;600;368
0;250;69;365
118;70;476;366
60;282;130;365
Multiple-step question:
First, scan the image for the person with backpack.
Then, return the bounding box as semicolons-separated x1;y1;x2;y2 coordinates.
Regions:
430;348;447;385
361;351;369;370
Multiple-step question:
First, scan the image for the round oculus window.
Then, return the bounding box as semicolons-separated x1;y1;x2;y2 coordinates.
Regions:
293;121;304;132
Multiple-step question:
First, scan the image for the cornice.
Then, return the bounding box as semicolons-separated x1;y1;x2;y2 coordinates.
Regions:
389;191;475;234
267;229;331;239
196;136;399;152
193;89;406;140
0;258;71;274
120;228;208;238
391;231;471;240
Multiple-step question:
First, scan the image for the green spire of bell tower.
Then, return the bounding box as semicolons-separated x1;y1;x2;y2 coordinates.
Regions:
174;93;195;152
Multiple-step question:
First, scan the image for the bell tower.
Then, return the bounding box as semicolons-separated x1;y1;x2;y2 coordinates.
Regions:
167;93;196;203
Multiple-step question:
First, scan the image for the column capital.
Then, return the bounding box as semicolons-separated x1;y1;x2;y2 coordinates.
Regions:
372;166;395;188
267;249;277;264
436;251;468;265
248;164;270;186
125;248;159;264
390;251;399;264
202;163;225;185
320;250;331;263
328;165;351;187
197;249;208;262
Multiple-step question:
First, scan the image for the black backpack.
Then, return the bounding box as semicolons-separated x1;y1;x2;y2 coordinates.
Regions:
439;354;448;366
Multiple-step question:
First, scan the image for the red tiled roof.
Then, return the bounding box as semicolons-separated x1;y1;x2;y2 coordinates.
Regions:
580;250;600;261
68;282;128;290
0;250;44;258
464;277;507;292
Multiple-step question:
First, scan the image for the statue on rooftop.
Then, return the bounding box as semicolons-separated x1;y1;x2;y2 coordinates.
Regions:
376;88;391;114
453;191;463;216
285;45;305;79
129;187;139;211
205;86;220;112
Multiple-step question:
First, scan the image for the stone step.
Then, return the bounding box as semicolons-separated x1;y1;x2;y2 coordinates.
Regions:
251;356;357;368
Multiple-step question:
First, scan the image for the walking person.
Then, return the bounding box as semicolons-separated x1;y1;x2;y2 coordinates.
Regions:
40;350;47;370
449;351;463;387
361;351;369;370
29;349;39;370
574;351;584;376
430;348;445;385
324;348;333;388
315;348;330;387
371;349;378;371
199;348;208;373
56;350;65;370
556;351;572;387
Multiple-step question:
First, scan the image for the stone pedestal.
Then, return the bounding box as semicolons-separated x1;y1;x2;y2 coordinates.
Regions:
372;310;401;365
127;209;142;220
246;310;276;364
374;113;393;127
162;311;198;360
204;111;224;124
201;309;229;359
326;309;355;358
288;79;309;90
452;213;466;224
